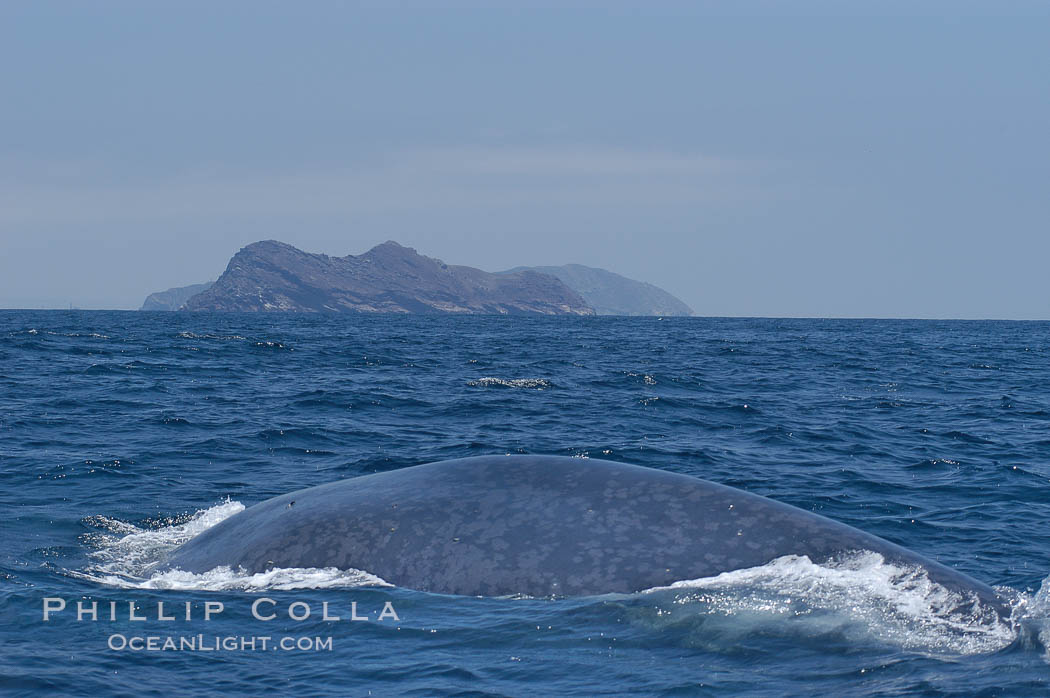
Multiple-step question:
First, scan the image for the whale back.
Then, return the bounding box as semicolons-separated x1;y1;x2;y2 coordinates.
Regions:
162;455;1005;611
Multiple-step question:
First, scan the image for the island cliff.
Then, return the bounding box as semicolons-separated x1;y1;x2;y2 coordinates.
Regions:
181;240;594;315
506;264;693;316
140;281;215;311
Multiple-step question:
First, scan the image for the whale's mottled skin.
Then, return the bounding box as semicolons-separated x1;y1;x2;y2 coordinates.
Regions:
162;455;1007;613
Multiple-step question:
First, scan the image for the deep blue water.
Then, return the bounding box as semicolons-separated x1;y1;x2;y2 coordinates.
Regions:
3;311;1050;696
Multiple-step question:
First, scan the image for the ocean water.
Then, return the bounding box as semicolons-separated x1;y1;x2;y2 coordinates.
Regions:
2;311;1050;696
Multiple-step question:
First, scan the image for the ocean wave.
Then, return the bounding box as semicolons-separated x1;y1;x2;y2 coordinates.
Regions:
253;340;292;350
467;377;552;389
625;371;657;385
21;329;110;339
176;331;247;340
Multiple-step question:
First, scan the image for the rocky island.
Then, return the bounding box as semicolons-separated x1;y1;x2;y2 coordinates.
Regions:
143;240;694;316
180;240;593;315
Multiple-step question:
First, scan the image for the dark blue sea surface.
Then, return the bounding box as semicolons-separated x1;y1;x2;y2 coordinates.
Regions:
2;311;1050;695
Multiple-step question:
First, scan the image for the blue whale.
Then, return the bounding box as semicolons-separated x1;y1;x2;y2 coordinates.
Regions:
161;455;1008;614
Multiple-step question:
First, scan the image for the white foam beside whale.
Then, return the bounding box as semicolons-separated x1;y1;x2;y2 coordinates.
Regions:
77;499;389;591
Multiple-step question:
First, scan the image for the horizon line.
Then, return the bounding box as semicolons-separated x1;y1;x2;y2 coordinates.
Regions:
0;308;1046;322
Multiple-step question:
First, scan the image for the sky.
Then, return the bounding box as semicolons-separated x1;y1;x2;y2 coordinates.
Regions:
1;1;1047;317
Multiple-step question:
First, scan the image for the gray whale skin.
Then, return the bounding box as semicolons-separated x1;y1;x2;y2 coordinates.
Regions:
162;455;1007;613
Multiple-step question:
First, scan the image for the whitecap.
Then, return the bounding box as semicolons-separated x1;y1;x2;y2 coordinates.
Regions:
467;377;551;389
176;331;246;340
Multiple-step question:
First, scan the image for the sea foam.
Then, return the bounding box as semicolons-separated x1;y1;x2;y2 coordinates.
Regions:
77;499;388;591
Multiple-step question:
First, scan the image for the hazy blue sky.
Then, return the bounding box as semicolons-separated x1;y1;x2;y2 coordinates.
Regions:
2;1;1047;317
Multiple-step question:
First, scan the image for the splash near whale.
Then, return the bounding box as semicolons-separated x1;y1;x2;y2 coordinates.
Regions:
159;455;1008;615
